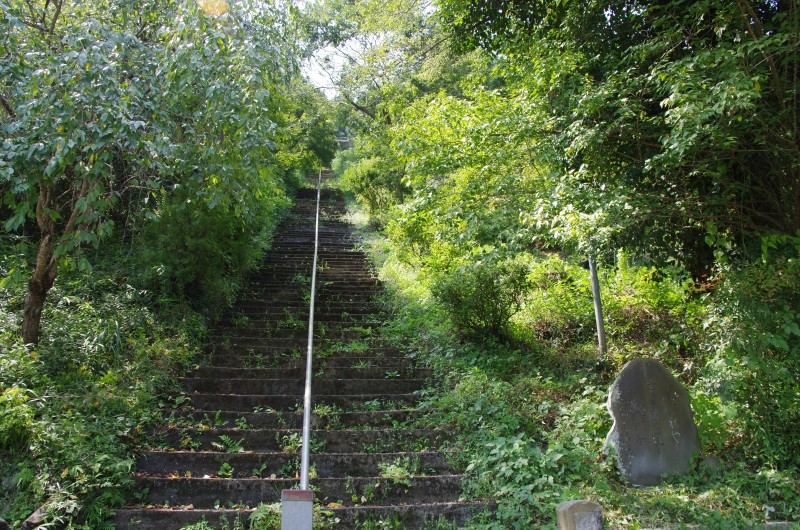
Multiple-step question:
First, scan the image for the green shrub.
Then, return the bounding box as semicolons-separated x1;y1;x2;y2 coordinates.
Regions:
138;190;287;315
338;154;403;220
0;385;36;453
699;251;800;468
432;257;532;340
516;254;594;345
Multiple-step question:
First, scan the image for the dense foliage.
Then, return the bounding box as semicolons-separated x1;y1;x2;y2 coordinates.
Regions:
318;0;800;526
0;0;336;340
351;207;799;528
1;0;335;525
0;241;207;527
2;0;799;526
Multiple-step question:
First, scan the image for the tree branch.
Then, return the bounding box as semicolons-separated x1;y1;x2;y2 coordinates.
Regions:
737;0;786;111
342;92;377;120
0;93;14;118
48;0;63;36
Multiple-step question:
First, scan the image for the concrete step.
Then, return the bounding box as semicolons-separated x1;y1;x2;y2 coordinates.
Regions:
215;322;383;334
131;474;465;508
135;450;454;478
156;428;447;452
221;312;380;323
208;337;406;354
166;408;428;430
213;328;381;341
188;366;431;380
182;392;420;412
206;335;388;348
178;377;427;395
234;302;382;314
201;356;416;372
114;501;488;530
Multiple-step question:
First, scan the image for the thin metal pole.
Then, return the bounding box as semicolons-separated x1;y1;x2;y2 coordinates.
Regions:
299;171;322;491
588;256;608;358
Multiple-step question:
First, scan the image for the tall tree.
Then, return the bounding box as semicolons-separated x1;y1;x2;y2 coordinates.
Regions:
0;0;300;343
437;0;800;270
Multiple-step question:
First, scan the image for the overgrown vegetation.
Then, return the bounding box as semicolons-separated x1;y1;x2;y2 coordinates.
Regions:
317;0;800;525
3;0;800;526
348;199;800;528
1;0;336;525
0;240;206;527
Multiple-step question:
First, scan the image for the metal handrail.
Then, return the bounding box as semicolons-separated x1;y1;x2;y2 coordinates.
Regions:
299;170;322;490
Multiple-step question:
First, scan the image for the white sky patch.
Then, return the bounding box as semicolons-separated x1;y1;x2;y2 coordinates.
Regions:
302;46;344;99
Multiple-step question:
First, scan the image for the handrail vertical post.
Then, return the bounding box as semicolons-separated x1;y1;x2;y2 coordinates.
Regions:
282;170;322;530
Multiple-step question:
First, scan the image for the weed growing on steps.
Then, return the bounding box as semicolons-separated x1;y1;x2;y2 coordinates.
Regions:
378;456;422;482
216;462;234;478
276;432;327;454
202;411;226;429
230;313;253;329
211;435;245;453
356;512;404;529
235;416;252;430
313;403;343;430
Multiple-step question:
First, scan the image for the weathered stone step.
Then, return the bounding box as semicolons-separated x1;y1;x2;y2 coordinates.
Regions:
213;328;380;341
257;262;372;271
166;408;426;430
216;321;382;333
207;343;403;356
178;377;426;395
188;366;430;380
206;352;418;379
208;338;396;350
234;291;381;302
183;392;419;412
207;335;389;348
250;277;380;286
157;428;446;453
113;501;487;530
263;254;370;262
272;235;353;243
135;450;453;478
234;302;381;313
228;314;380;324
238;278;381;286
132;474;464;508
205;354;416;370
275;226;352;233
261;287;379;296
236;293;379;303
263;252;369;260
205;355;415;371
243;274;375;282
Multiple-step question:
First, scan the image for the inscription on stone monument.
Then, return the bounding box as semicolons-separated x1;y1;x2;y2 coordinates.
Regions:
605;358;700;486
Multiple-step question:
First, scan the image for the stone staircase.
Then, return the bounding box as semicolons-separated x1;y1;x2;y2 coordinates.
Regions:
114;183;485;528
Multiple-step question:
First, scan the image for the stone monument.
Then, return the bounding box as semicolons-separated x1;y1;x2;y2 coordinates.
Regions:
557;500;604;530
605;358;700;486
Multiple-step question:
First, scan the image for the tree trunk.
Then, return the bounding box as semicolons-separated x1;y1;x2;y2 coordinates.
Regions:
22;186;58;345
22;236;57;345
